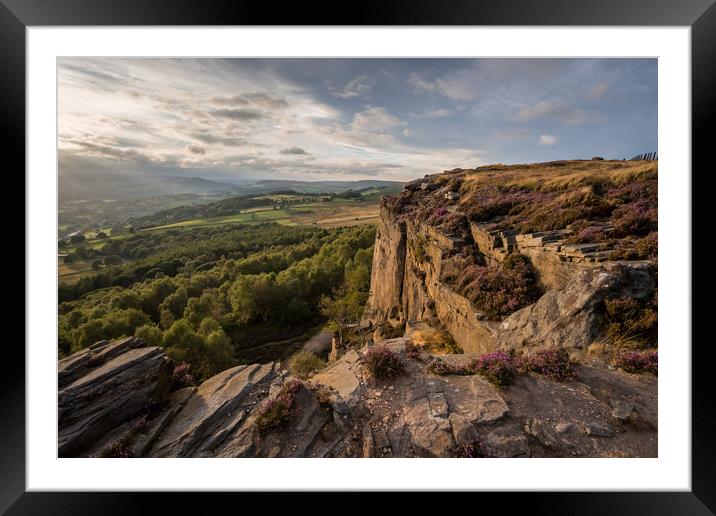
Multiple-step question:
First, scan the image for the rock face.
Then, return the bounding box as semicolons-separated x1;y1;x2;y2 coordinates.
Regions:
58;336;657;458
58;337;173;457
497;262;655;355
366;185;655;358
366;203;407;323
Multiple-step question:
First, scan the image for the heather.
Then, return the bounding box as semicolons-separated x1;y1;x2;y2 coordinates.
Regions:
255;379;303;435
471;350;517;388
403;340;422;360
520;348;575;381
450;438;487;458
455;253;541;319
361;346;404;380
455;161;657;252
171;361;194;390
613;350;658;375
425;357;474;376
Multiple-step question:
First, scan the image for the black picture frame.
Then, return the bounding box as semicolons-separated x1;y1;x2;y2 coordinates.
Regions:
5;0;713;513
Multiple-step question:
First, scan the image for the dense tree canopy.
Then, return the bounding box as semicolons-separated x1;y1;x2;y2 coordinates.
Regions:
58;222;375;381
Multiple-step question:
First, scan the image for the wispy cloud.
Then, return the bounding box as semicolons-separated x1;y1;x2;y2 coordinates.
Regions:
58;58;656;181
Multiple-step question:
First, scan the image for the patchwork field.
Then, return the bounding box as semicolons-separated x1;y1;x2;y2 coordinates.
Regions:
139;199;380;231
58;196;385;281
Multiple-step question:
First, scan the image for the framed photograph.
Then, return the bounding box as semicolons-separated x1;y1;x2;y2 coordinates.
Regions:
7;0;713;512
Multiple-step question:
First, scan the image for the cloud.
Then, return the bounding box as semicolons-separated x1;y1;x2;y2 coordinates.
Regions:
408;73;435;94
514;100;567;121
423;108;454;118
211;108;264;121
514;99;604;125
279;146;309;155
190;131;249;146
242;93;288;109
351;106;404;131
333;75;374;98
209;92;288;109
209;94;250;106
186;144;206;155
538;134;557;146
408;73;476;102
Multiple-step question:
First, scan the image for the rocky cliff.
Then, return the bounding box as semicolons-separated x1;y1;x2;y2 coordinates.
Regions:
58;336;657;458
366;160;657;359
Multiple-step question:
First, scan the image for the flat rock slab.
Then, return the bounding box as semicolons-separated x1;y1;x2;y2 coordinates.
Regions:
149;362;275;457
311;349;364;405
441;375;509;425
58;345;172;457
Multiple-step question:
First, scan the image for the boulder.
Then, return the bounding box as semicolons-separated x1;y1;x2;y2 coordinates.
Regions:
58;343;173;457
486;425;531;457
149;362;276;457
497;262;655;355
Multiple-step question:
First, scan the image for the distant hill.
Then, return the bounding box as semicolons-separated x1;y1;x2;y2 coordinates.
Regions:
59;172;238;201
243;179;405;194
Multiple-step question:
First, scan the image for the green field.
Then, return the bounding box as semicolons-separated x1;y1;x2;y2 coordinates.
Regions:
58;188;396;282
139;198;381;232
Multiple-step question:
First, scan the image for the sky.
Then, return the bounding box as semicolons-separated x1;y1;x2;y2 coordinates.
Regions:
58;58;657;183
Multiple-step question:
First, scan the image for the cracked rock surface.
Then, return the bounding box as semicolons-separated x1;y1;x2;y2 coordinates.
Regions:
58;336;657;458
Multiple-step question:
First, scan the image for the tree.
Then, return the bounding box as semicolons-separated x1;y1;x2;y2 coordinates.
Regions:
228;273;277;323
319;287;365;346
134;324;163;347
91;260;103;270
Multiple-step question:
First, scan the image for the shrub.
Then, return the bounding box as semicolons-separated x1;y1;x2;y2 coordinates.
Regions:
611;200;657;238
610;232;658;261
289;351;327;379
564;226;609;244
361;346;404;380
425;357;474;376
604;296;658;346
613;349;657;375
255;379;302;435
313;385;334;406
471;351;517;387
450;438;487;458
171;361;194;389
520;348;575;381
403;341;422;360
457;254;541;319
412;235;429;263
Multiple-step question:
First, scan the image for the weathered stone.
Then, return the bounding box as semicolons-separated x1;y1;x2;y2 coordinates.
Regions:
402;397;455;457
428;392;449;418
149;362;275;457
524;418;569;452
497;263;655;355
486;425;531;458
58;344;173;457
448;413;479;445
611;400;635;422
585;422;615;437
555;421;574;434
442;375;509;425
366;203;407;323
311;349;364;406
